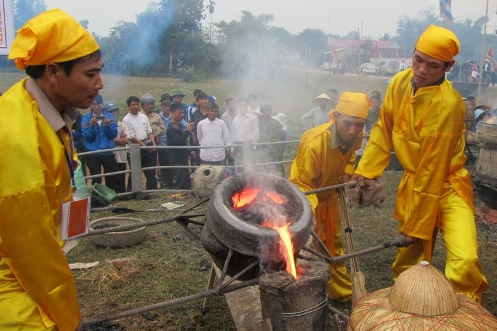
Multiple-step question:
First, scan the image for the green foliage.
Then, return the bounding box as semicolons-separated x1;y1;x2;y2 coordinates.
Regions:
180;68;208;83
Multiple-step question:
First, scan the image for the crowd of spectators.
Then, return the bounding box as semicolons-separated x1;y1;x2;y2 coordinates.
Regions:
73;91;289;191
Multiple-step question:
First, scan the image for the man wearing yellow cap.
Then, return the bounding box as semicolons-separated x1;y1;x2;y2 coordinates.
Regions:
352;25;488;303
290;92;370;301
0;9;103;330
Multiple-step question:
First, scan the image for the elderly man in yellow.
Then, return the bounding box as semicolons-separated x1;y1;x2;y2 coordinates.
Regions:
351;25;488;303
0;9;103;331
289;92;370;302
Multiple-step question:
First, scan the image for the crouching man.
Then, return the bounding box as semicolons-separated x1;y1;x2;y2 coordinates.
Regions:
289;92;370;302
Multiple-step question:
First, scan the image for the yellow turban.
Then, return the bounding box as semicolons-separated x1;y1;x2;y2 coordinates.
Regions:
334;92;370;119
8;9;99;70
415;25;459;62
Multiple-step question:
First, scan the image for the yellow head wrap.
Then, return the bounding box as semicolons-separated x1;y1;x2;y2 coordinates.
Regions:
415;25;459;62
334;92;370;119
8;9;100;70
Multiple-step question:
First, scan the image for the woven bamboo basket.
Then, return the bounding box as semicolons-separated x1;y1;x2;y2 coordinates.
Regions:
89;217;146;248
348;261;497;330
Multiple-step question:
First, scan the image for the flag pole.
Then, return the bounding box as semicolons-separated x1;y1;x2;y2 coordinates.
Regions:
477;0;490;101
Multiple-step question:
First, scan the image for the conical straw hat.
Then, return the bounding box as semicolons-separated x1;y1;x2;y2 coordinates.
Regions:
348;261;497;330
389;260;459;315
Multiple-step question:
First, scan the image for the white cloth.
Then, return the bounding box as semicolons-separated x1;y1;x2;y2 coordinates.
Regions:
231;112;260;143
123;113;152;141
114;121;129;163
197;118;231;162
300;106;331;130
221;109;239;135
247;105;260;115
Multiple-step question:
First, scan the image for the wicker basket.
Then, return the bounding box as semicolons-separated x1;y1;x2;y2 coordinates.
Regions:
348;261;497;330
89;217;146;248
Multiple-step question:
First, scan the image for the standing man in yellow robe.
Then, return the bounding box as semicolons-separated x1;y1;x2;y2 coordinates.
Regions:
351;25;488;303
0;9;103;330
289;92;370;302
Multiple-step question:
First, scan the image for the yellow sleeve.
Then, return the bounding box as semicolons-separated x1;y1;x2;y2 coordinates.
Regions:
0;83;80;331
289;139;322;213
355;94;394;179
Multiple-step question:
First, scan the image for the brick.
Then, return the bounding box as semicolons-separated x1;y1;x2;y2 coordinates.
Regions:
488;208;497;217
484;214;497;226
480;203;490;214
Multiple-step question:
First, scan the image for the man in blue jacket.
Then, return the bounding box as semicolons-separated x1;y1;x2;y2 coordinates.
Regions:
82;94;124;192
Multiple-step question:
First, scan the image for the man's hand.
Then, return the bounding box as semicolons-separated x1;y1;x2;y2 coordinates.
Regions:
90;117;98;127
102;117;111;127
186;122;195;132
341;174;350;184
350;174;366;187
404;234;419;246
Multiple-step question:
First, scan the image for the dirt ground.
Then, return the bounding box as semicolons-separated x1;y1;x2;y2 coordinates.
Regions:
68;169;497;331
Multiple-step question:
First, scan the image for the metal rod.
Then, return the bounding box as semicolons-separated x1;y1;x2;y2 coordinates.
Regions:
219;260;259;291
301;245;333;263
85;211;207;237
216;249;234;288
81;278;259;326
310;230;334;259
304;181;357;195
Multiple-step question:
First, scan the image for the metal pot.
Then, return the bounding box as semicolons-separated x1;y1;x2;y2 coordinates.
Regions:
201;172;312;278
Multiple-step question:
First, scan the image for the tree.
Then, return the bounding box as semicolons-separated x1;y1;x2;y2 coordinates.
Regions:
293;29;328;67
380;33;391;41
206;0;216;43
215;11;280;77
13;0;46;30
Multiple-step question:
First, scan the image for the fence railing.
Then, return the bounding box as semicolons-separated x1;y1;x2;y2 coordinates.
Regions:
78;140;299;193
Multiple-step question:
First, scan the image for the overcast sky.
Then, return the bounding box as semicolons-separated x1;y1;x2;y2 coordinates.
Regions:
44;0;496;39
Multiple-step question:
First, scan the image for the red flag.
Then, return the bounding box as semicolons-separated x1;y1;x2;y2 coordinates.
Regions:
486;44;494;62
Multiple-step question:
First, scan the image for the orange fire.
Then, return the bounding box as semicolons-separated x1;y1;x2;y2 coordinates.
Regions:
262;222;297;278
232;187;261;209
486;117;495;125
232;187;296;278
265;191;284;205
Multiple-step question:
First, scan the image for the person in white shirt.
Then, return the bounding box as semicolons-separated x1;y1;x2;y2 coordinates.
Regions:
122;95;157;190
105;101;129;192
231;97;260;172
247;93;261;117
300;93;333;130
197;102;231;165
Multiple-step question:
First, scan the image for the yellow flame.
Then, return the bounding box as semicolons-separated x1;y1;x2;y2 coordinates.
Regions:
273;224;297;278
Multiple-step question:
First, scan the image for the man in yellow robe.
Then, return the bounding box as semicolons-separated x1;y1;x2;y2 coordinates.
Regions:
352;25;488;303
289;92;370;301
0;9;103;330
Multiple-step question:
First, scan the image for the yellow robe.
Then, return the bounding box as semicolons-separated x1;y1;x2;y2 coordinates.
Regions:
0;79;81;330
356;68;487;302
289;121;362;301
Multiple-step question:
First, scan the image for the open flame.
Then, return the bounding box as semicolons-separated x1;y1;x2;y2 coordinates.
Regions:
486;117;496;125
232;187;261;209
232;187;297;278
264;223;297;278
232;187;285;209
